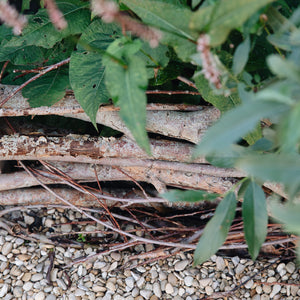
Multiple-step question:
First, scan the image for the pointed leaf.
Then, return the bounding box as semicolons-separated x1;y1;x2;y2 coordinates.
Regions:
232;36;251;75
194;192;237;265
243;181;268;260
0;2;90;61
122;0;197;61
70;19;120;125
194;100;288;156
279;102;300;153
103;39;151;154
22;67;70;107
161;189;219;203
190;0;275;46
238;154;300;198
270;202;300;235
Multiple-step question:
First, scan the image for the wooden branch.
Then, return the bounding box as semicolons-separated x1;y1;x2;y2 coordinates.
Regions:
0;162;239;194
0;84;220;143
0;134;209;163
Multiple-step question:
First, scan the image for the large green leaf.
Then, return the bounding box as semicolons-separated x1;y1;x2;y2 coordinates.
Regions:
0;2;90;61
103;38;150;154
237;154;300;196
22;67;70;107
161;189;220;203
194;100;288;156
279;102;300;153
70;19;121;125
121;0;197;61
194;192;237;265
190;0;275;46
242;181;268;260
270;202;300;235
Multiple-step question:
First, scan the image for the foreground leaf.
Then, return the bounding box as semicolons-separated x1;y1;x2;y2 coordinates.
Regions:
103;39;150;154
242;181;268;260
190;0;275;46
270;202;300;235
237;154;300;197
161;189;219;203
232;36;251;75
70;19;120;125
194;100;288;156
194;192;237;265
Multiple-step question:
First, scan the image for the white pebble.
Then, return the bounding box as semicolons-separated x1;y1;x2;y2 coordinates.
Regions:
205;286;213;296
270;284;281;298
184;276;193;287
199;278;212;288
35;291;45;300
165;283;174;294
286;262;296;273
153;282;161;298
74;288;85;296
125;277;134;290
140;289;152;299
24;215;35;225
0;284;8;297
23;282;33;292
31;273;43;282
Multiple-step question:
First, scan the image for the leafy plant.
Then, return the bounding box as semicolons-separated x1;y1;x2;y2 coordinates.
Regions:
1;0;300;265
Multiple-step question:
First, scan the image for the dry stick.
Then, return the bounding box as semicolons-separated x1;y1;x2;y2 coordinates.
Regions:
18;161;199;250
177;76;198;90
0;162;237;195
0;58;70;107
146;90;200;95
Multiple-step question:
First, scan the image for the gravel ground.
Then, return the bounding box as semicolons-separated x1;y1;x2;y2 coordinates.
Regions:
0;207;299;300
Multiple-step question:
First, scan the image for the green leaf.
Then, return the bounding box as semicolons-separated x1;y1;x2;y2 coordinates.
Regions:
22;67;70;107
70;19;121;125
121;0;197;61
137;42;170;79
194;74;241;112
232;36;251;75
190;0;275;46
22;0;31;12
161;189;219;203
279;102;300;153
103;38;151;154
267;55;300;83
194;192;237;265
270;202;300;235
242;181;268;260
194;100;287;156
237;154;300;197
0;3;90;61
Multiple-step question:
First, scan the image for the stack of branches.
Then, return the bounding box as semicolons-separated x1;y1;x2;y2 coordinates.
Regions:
0;83;296;259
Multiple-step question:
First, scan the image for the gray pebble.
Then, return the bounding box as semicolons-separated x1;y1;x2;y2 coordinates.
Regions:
31;273;43;282
1;242;12;256
61;224;72;233
286;262;296;273
174;260;189;271
0;284;8;297
216;256;226;271
35;291;45;300
23;282;33;292
140;289;152;299
270;284;281;298
184;276;193;287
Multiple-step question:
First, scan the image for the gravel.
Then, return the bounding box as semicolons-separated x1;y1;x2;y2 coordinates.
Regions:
0;208;298;299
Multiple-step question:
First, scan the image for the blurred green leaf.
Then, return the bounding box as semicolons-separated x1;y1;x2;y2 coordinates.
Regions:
267;55;300;83
194;192;237;265
122;0;197;61
237;154;300;197
270;202;300;235
103;38;151;154
190;0;275;46
161;189;220;203
279;102;300;153
194;100;287;156
232;36;251;75
242;181;268;260
70;19;120;125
